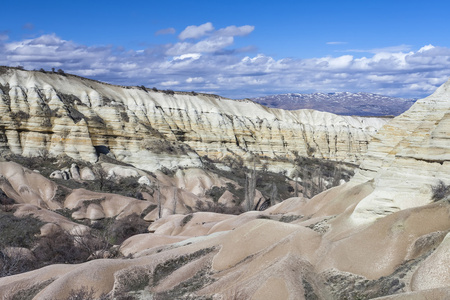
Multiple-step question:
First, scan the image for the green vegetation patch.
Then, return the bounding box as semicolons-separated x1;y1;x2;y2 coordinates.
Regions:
0;210;44;248
11;279;55;300
140;204;157;218
180;214;194;227
154;264;215;299
322;248;441;299
431;180;450;202
302;278;319;300
205;186;227;203
153;247;216;286
116;267;151;293
279;215;303;223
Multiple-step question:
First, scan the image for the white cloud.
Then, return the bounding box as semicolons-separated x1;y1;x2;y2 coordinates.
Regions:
367;74;396;82
343;44;413;54
186;77;204;83
1;32;449;99
179;22;214;40
173;53;201;61
418;44;435;53
167;36;234;55
316;55;354;69
216;25;254;37
191;36;234;53
167;23;255;56
161;80;180;86
177;23;253;41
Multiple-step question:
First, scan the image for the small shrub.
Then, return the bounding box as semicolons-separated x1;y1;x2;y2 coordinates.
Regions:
53;185;71;204
431;180;450;202
106;213;148;245
0;66;9;75
302;278;319;300
163;89;175;95
0;211;44;248
5;154;58;177
120;111;129;122
154;265;214;299
205;186;226;203
66;286;96;300
195;200;244;215
293;154;355;198
279;215;303;223
152;247;215;286
306;145;316;156
159;166;176;176
99;177;142;197
0;188;15;207
180;214;193;226
55;208;81;223
0;249;37;277
9;279;54;300
33;230;90;264
140;204;157;218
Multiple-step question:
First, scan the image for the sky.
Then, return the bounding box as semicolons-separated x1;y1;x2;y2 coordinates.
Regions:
1;0;450;99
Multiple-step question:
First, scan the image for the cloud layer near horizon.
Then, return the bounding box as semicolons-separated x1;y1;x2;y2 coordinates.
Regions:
1;22;449;99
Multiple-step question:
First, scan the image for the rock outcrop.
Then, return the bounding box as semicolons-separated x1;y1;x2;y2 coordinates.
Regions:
0;72;449;299
347;77;450;224
0;68;387;172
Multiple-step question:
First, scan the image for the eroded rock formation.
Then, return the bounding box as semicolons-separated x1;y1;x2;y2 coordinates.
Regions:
0;71;449;299
0;68;387;172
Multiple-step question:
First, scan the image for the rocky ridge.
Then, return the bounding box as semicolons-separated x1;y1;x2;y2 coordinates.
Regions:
0;67;387;172
0;70;449;299
349;79;450;224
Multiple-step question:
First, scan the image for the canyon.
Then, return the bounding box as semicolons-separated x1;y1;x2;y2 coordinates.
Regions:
0;67;387;173
0;67;449;300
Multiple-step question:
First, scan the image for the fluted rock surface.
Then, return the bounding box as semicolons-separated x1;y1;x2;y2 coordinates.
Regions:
0;68;387;171
348;77;450;223
0;73;449;300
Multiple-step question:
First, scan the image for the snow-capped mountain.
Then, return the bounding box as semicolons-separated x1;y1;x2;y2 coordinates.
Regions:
251;92;416;116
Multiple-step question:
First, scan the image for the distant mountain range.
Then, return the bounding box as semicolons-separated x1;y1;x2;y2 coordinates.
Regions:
251;92;417;116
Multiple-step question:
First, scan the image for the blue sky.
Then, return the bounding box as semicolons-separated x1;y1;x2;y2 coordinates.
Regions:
1;0;450;99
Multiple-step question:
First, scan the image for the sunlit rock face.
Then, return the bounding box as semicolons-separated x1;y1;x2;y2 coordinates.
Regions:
0;68;387;171
346;78;450;224
0;71;449;300
0;161;59;209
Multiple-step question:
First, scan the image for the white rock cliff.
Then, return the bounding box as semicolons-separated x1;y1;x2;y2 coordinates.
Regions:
0;68;387;171
348;77;450;224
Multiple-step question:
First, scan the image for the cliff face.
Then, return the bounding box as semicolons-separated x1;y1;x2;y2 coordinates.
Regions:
0;68;387;171
0;71;449;299
347;77;450;223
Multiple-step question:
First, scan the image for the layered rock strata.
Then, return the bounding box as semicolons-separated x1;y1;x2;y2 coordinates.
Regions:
347;77;450;223
0;76;449;299
0;68;387;171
